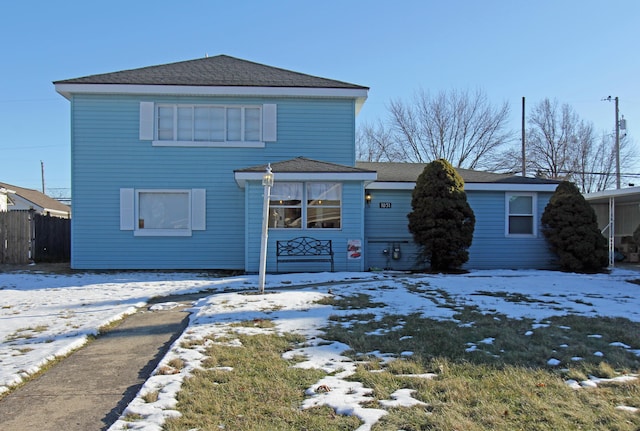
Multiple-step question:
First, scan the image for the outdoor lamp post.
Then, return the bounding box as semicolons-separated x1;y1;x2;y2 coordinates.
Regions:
258;164;274;294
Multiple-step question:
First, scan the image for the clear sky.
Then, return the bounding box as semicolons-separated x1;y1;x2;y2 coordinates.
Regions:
2;0;639;197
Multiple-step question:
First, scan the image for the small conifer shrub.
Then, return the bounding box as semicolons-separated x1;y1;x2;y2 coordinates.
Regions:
541;181;608;272
407;159;475;271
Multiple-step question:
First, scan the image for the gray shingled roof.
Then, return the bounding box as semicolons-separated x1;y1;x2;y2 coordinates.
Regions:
237;157;376;174
0;182;71;213
54;55;368;90
356;162;560;184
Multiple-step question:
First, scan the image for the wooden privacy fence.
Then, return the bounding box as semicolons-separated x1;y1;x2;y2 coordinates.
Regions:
0;210;70;264
0;211;31;264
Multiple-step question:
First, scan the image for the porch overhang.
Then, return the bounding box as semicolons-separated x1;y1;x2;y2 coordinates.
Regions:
234;170;377;188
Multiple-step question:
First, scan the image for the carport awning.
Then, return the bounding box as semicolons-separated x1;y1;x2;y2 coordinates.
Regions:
584;186;640;268
584;186;640;205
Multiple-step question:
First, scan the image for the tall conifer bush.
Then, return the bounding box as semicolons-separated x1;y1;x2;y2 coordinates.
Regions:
407;159;475;271
541;181;608;272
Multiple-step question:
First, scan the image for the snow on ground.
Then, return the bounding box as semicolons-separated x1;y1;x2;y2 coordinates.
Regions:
2;268;640;430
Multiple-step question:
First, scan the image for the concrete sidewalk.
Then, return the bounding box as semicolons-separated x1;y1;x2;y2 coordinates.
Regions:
0;299;193;431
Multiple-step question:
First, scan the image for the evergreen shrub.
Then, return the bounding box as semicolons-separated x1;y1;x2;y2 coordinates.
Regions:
407;159;475;271
541;181;608;272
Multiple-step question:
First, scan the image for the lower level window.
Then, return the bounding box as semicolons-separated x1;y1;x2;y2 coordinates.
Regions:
506;193;536;236
138;191;190;231
120;188;206;236
269;182;341;229
307;183;341;229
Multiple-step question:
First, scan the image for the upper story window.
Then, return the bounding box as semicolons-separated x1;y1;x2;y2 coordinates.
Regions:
269;182;342;229
506;193;537;237
139;102;277;147
157;105;261;143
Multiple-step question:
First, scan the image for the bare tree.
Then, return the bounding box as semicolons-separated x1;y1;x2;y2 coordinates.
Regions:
573;131;613;193
574;133;636;193
357;88;513;169
526;98;636;192
356;120;400;162
526;98;582;179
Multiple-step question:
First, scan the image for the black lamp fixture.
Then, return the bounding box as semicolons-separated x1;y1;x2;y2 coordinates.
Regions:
365;190;372;206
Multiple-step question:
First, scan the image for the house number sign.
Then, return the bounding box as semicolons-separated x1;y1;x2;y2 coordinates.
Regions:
379;202;392;208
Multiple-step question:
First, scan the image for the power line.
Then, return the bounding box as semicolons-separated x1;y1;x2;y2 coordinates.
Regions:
507;169;640;178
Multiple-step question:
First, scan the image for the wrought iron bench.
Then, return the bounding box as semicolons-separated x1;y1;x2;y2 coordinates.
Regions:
276;236;334;272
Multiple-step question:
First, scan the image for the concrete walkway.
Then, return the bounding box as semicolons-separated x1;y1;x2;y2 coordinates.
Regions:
0;299;194;431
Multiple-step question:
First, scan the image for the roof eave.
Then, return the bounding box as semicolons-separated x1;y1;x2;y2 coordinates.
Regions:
366;181;559;192
54;83;369;102
234;171;377;188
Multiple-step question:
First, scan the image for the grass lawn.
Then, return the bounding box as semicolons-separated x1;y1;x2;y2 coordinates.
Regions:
159;283;640;431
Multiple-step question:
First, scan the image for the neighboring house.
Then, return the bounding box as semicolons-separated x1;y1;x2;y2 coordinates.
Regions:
0;182;71;218
0;187;14;212
54;55;558;271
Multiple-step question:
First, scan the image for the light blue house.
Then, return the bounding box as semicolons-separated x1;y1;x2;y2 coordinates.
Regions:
54;55;558;271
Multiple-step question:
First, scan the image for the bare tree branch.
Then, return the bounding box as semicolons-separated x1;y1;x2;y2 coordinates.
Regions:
362;88;513;169
356;120;401;162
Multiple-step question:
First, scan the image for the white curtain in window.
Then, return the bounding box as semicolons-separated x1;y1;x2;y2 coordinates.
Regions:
210;107;225;141
271;183;303;202
307;183;340;201
139;192;189;229
177;107;193;141
194;107;209;141
245;108;261;141
157;106;174;140
226;108;242;141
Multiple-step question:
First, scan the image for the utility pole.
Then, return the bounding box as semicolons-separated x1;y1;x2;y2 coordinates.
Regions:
41;161;45;194
521;97;526;177
603;96;621;189
615;96;620;189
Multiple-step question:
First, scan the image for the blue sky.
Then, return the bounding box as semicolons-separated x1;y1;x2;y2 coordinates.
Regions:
2;0;639;197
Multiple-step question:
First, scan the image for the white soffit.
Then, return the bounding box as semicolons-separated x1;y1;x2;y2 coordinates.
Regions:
55;83;369;102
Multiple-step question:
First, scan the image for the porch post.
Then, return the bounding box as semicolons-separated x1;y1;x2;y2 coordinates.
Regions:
258;164;274;294
608;196;615;268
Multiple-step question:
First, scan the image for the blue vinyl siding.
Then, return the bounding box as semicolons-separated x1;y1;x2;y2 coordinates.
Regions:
70;94;357;269
364;189;556;270
364;190;420;270
245;181;366;273
466;191;555;269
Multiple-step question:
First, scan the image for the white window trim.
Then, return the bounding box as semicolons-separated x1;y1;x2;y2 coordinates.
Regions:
270;182;342;231
505;192;537;237
120;188;206;237
135;189;192;237
148;103;272;148
152;140;265;148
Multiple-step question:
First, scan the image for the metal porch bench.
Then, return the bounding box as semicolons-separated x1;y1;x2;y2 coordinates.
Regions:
276;236;334;272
